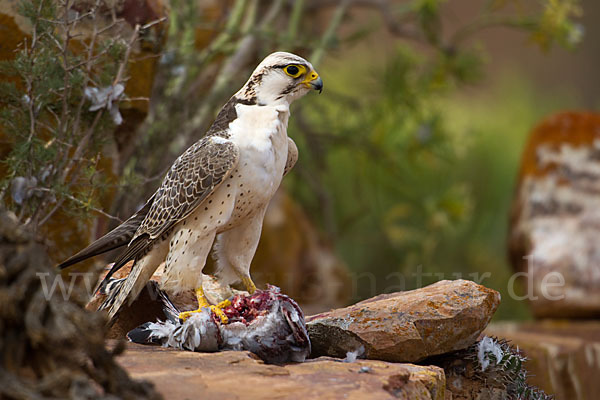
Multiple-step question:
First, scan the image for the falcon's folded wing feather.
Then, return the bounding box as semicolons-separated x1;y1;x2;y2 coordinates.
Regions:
135;136;240;241
101;136;240;285
60;136;239;286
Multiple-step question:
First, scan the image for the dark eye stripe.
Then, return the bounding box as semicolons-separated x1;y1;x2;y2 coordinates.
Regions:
272;63;309;70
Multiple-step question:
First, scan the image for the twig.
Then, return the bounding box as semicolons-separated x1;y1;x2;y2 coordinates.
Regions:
36;187;123;223
121;96;150;103
310;0;350;67
450;15;536;45
113;24;140;86
181;0;285;148
141;16;168;30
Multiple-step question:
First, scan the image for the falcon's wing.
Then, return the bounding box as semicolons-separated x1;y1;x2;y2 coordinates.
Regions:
104;136;239;281
283;137;298;177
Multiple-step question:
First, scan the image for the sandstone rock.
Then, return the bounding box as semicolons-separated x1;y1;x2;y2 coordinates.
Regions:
307;280;500;363
509;111;600;318
486;320;600;400
118;342;447;400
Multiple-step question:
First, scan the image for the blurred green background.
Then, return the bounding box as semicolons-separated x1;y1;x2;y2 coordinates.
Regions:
282;0;595;320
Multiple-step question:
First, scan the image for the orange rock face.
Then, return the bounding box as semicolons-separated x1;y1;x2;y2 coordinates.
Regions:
117;343;447;400
307;280;500;363
509;111;600;318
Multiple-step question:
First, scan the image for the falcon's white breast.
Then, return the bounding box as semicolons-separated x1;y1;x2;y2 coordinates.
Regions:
160;103;290;293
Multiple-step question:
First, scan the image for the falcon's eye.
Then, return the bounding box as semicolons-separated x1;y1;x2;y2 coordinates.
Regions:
284;64;304;78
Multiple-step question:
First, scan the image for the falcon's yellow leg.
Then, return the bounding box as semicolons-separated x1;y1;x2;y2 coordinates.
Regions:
178;286;231;324
241;276;257;294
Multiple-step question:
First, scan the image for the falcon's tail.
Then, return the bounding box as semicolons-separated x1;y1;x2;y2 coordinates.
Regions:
97;277;128;321
99;265;145;322
99;248;162;322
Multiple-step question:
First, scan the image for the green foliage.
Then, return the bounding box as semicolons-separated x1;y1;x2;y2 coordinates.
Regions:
0;0;136;230
284;0;582;317
534;0;584;49
288;60;575;318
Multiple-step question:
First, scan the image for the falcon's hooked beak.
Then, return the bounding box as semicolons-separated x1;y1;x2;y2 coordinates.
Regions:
302;70;323;93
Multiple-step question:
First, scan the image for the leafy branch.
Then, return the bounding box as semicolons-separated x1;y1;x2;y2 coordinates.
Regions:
0;0;154;234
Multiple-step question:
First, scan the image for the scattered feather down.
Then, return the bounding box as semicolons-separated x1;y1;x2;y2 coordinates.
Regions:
343;345;365;363
478;336;505;372
127;285;311;364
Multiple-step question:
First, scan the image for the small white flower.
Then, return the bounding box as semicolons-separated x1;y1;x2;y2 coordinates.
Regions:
84;83;125;125
11;176;38;205
568;23;584;46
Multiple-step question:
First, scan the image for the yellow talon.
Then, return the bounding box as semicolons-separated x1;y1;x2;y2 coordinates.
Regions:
217;299;232;308
178;310;196;321
209;305;229;324
178;287;231;324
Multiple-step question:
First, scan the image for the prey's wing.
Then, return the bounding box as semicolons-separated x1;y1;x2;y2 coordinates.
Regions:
106;136;239;278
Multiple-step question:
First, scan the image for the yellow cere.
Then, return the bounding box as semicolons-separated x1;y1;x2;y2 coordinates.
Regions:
301;70;319;86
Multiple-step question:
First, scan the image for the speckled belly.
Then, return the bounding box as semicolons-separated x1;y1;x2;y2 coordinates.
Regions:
178;145;286;238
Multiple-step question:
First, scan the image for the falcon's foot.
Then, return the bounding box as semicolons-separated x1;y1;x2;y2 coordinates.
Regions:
178;287;231;324
178;300;231;324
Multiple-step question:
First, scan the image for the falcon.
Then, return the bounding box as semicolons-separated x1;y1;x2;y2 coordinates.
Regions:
59;52;323;323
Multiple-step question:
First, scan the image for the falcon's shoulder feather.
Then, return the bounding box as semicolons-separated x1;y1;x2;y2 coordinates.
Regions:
136;135;239;240
101;135;239;282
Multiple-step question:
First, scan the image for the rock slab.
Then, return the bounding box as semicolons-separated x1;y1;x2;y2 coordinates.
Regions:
307;279;500;363
118;342;447;400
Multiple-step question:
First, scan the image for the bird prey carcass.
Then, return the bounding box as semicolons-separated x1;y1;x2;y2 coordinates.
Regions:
59;52;323;324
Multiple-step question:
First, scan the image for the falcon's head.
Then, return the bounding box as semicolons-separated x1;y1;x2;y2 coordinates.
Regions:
237;52;323;106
